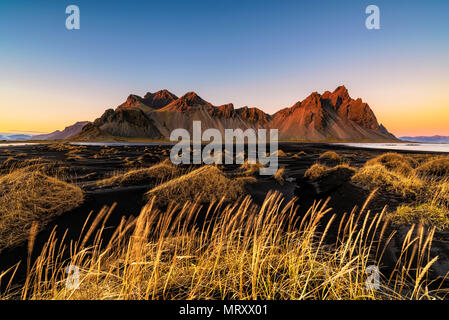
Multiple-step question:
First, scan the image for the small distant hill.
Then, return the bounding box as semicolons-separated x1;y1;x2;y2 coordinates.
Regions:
31;121;90;140
400;135;449;143
0;134;32;141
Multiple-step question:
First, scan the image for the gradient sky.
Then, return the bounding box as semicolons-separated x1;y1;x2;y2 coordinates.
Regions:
0;0;448;136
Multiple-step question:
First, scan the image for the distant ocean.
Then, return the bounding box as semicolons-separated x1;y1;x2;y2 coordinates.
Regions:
0;142;38;147
335;143;449;153
2;141;449;153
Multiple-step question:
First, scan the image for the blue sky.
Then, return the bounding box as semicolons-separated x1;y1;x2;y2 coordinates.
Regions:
0;0;448;135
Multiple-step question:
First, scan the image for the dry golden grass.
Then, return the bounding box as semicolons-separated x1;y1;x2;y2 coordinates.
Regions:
292;151;306;159
386;203;449;230
350;153;449;229
366;153;416;175
0;157;17;170
352;153;449;200
416;157;449;177
145;165;249;206
274;149;287;157
97;160;180;188
1;192;445;300
65;149;82;156
352;164;423;198
240;160;265;176
48;143;81;152
433;180;449;208
1;157;44;170
0;158;63;179
273;167;285;184
0;169;83;251
319;151;343;162
304;163;356;180
304;163;329;180
66;154;85;162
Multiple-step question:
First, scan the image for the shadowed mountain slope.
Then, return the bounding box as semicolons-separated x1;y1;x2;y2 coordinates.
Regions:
32;121;90;140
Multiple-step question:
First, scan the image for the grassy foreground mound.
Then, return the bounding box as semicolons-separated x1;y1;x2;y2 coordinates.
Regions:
365;152;417;175
97;160;180;188
0;169;83;251
304;163;356;180
386;203;449;230
349;153;449;229
351;153;448;199
351;164;423;198
319;151;343;162
145;165;250;206
416;157;449;177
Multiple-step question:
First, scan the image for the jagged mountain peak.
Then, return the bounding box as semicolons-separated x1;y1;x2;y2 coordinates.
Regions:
332;85;350;99
161;92;211;112
144;89;177;101
118;90;178;110
236;106;272;124
181;92;207;104
143;89;178;109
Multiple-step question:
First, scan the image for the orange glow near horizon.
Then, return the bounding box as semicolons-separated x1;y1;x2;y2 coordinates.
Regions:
381;105;449;137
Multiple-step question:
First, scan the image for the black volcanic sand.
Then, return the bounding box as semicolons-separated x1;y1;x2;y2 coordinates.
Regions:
0;142;448;291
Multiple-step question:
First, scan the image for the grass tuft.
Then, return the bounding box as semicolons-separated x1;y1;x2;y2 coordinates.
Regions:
97;159;179;188
145;165;248;206
365;153;416;175
416;157;449;177
351;164;423;198
319;151;343;162
240;160;265;176
305;163;356;180
0;169;83;251
386;203;449;230
273;167;285;184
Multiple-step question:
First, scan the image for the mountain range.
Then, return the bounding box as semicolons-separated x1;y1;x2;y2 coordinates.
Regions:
70;86;396;142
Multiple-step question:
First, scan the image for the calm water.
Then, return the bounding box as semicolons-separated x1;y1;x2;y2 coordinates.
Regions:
335;143;449;153
0;142;174;147
0;142;40;147
69;142;175;146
